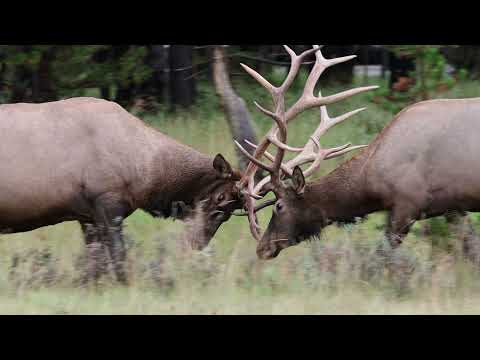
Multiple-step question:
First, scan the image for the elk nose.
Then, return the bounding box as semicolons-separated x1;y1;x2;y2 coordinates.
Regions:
256;242;279;260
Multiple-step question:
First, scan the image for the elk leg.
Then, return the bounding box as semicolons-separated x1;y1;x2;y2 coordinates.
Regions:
105;218;128;285
381;203;418;254
80;222;109;283
93;195;129;285
445;211;480;265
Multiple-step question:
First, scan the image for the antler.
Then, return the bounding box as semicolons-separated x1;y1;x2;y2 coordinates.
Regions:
235;45;378;241
247;93;368;194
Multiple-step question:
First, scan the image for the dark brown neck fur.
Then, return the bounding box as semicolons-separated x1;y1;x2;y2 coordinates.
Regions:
305;150;383;226
141;135;222;218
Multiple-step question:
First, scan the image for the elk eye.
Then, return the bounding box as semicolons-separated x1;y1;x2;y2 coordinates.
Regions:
217;194;225;202
276;202;283;212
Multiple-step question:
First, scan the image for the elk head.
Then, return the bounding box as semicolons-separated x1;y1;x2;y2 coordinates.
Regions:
189;153;245;250
234;45;377;259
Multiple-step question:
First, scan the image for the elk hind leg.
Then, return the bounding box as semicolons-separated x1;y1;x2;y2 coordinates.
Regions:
445;211;480;265
80;222;109;284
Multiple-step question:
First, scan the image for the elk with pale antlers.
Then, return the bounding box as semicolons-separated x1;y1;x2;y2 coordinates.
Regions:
234;45;377;243
235;45;480;261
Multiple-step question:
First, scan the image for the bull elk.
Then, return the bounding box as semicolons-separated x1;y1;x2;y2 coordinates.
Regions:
236;45;480;261
0;98;245;283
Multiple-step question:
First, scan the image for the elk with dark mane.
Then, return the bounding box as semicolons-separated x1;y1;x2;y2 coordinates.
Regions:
0;97;244;283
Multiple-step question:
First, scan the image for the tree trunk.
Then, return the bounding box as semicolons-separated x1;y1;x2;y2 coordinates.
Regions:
113;46;135;109
100;86;110;100
169;45;195;109
151;45;169;103
115;85;134;108
11;65;31;103
34;47;57;103
211;46;261;177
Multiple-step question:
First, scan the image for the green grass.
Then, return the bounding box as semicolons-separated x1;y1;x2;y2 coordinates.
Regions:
1;74;480;314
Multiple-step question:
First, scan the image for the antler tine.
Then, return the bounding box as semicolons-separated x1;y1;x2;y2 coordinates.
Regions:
267;134;304;152
234;140;274;173
287;85;378;122
312;85;378;109
279;46;323;94
324;144;368;160
263;105;366;156
312;93;367;139
302;143;353;178
302;45;330;99
241;46;323;104
244;182;262;241
285;45;378;123
324;107;367;130
240;63;276;98
254;101;279;120
233;199;277;216
244;139;294;179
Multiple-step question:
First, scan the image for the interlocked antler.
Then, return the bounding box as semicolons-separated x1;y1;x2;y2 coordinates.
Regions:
246;90;369;194
235;45;378;241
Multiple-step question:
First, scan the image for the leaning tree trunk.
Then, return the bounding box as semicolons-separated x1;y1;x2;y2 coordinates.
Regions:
211;46;261;177
169;45;196;109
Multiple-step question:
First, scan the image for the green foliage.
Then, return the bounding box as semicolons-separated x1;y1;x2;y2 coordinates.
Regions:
384;45;457;101
0;45;152;102
371;45;465;117
458;68;469;81
0;45;51;70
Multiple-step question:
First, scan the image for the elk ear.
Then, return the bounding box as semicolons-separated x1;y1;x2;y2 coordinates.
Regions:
292;166;306;195
213;154;233;179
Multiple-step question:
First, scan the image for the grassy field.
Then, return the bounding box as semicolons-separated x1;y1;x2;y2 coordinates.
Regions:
2;74;480;315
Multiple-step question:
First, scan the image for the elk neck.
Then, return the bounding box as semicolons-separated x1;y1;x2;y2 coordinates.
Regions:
304;149;383;226
139;132;221;218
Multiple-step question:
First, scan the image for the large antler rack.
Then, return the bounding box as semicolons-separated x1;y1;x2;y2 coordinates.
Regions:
235;45;378;241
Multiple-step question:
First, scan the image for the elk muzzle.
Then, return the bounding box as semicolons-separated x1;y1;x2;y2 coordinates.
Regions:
256;238;291;260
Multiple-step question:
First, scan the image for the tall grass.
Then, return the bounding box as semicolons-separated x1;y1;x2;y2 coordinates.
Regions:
1;74;480;314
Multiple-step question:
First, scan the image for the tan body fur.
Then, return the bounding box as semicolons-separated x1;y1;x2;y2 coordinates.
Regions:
0;97;242;281
258;99;480;259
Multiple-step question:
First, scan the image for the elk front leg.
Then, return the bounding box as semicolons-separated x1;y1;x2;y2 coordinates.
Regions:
104;218;128;285
378;203;418;256
94;194;129;285
80;222;109;284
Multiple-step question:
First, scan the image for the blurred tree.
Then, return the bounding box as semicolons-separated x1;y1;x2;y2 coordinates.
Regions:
33;46;57;102
211;45;260;175
169;45;196;109
144;45;169;103
442;46;480;79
